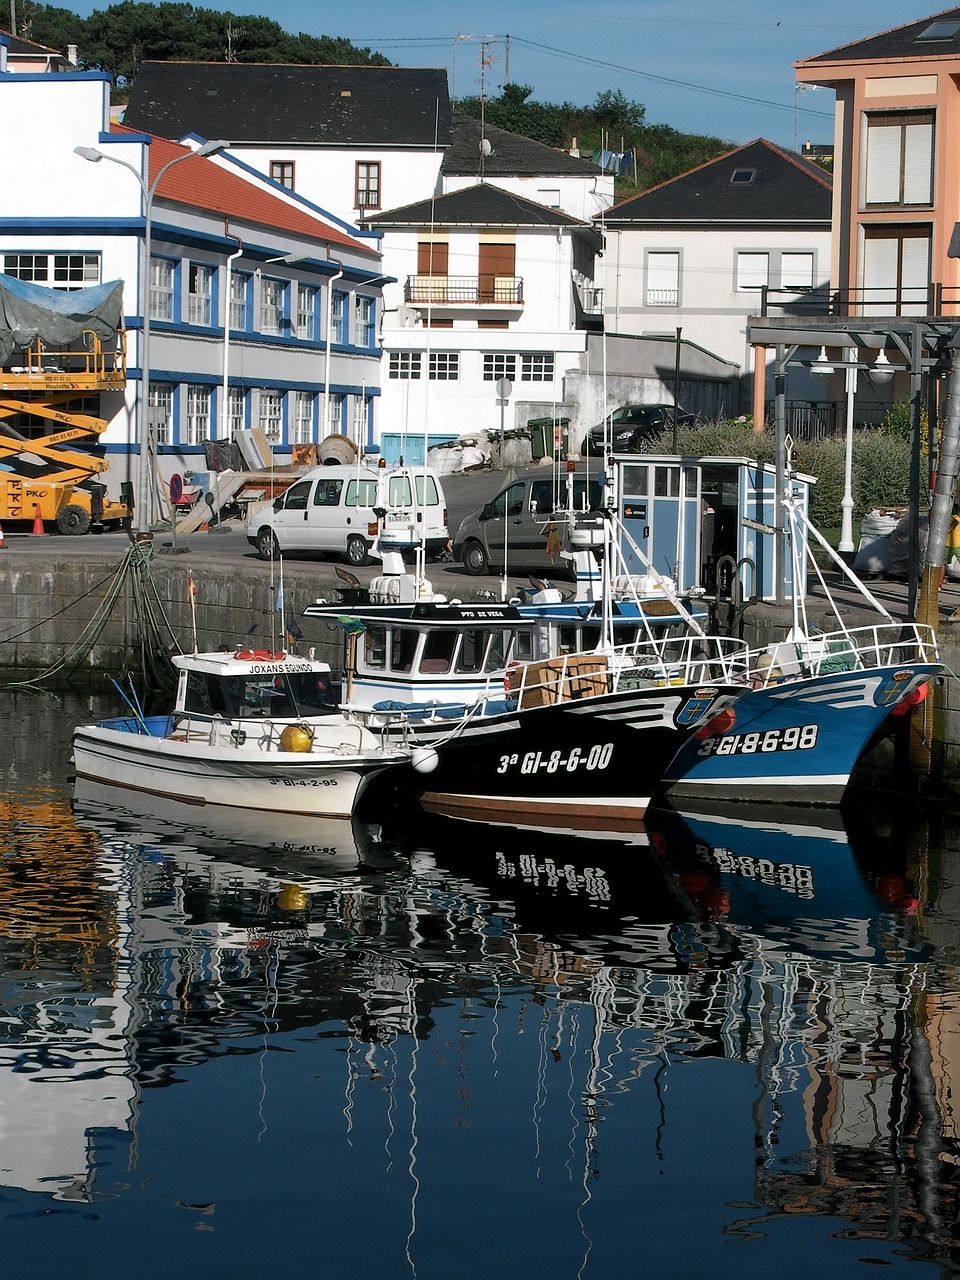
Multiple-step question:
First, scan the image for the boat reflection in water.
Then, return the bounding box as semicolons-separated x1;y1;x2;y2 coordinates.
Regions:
1;777;958;1275
643;798;931;964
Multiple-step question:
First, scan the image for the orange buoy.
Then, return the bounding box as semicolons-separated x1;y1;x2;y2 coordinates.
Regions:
891;682;928;716
694;705;736;740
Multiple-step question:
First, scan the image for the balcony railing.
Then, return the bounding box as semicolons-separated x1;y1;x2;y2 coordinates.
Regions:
406;275;524;306
759;283;955;318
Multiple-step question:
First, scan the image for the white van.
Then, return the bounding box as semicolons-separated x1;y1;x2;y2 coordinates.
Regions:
246;463;448;566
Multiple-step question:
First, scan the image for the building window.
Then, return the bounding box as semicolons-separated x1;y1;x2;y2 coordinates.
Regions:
230;273;249;330
148;382;174;446
781;252;814;291
429;352;459;380
861;225;931;316
185;385;211;445
356;161;381;210
327;392;345;435
187;263;214;326
150;257;176;321
863;111;934;208
332;289;348;343
389;351;422;379
3;252;100;287
270;161;295;190
353;397;367;443
736;252;769;292
260;278;285;335
259;390;283;441
226;386;246;437
483;353;517;381
296;285;317;340
646;251;679;306
291;391;314;444
355;295;375;348
521;352;554;382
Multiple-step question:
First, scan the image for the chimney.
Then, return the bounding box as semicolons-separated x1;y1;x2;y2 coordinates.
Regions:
67;44;78;65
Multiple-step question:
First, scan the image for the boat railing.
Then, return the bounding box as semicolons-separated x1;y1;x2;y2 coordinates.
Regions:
503;635;751;711
753;622;940;685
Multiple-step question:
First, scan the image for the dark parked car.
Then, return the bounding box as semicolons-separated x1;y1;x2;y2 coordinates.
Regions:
580;403;695;454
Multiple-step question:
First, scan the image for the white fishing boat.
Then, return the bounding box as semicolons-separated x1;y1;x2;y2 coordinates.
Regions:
71;647;411;820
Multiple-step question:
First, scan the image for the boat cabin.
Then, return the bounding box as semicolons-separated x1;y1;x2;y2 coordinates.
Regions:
173;650;339;723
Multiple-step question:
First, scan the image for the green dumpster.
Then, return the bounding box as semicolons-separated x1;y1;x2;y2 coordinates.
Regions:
528;416;570;459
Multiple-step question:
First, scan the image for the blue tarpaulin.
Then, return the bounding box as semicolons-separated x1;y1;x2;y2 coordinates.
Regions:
0;274;124;362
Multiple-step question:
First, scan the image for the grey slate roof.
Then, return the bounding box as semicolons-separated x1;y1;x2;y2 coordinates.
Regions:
602;139;831;226
0;28;65;55
800;7;960;64
363;182;596;231
443;112;601;178
122;62;453;148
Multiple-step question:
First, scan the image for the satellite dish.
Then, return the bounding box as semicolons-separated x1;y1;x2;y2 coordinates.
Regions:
480;137;492;157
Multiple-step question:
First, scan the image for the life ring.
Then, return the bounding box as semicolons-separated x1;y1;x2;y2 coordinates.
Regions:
504;661;523;695
235;649;286;662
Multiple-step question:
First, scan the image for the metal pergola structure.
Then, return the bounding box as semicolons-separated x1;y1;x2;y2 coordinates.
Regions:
748;316;960;614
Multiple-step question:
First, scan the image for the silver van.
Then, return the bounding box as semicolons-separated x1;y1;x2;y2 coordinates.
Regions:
246;463;448;566
453;470;601;576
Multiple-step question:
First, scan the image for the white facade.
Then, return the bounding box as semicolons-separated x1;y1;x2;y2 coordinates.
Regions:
603;224;834;400
227;143;442;231
0;71;387;504
442;171;613;224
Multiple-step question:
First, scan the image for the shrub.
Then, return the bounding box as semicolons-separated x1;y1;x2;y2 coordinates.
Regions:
653;419;917;531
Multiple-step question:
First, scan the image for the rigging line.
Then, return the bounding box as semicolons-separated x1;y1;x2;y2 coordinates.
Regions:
508;37;836;119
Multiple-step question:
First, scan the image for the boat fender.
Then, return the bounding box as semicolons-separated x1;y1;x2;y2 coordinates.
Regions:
276;884;310;912
236;649;286;661
693;705;736;740
891;682;928;716
412;745;440;774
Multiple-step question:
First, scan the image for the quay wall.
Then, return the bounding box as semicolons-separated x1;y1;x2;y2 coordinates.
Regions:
3;548;960;799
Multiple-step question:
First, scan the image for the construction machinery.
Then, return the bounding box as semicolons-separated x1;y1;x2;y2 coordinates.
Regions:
0;276;132;534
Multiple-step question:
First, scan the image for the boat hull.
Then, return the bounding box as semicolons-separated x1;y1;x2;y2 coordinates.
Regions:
658;664;939;806
392;682;741;833
72;723;403;820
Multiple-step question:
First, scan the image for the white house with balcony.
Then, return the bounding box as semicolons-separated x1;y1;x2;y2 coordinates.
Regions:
361;182;604;457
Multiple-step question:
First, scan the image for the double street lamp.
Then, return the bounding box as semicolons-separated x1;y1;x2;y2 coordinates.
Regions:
75;138;229;530
810;345;896;553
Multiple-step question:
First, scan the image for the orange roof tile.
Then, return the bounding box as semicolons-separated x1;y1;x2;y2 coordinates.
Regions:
111;124;374;259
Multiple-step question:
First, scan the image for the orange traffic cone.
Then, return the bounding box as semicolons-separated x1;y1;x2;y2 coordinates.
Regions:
0;521;5;548
32;505;45;536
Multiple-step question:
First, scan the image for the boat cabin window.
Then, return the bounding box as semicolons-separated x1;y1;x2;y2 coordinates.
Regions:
484;627;530;672
312;478;344;507
390;627;419;673
455;628;487;673
419;630;456;675
362;626;387;669
181;671;335;718
654;467;680;498
346;477;378;507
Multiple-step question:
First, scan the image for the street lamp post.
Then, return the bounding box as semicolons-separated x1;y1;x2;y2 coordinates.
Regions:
75;138;229;531
323;257;344;440
810;345;896;555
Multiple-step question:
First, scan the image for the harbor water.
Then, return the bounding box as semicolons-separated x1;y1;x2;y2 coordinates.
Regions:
2;688;960;1279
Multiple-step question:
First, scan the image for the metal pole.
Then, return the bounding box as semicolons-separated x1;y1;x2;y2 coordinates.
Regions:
673;326;681;452
838;364;857;553
774;345;787;606
323;258;344;438
907;325;924;619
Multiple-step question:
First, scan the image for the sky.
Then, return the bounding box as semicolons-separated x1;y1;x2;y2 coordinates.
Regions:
72;0;946;149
